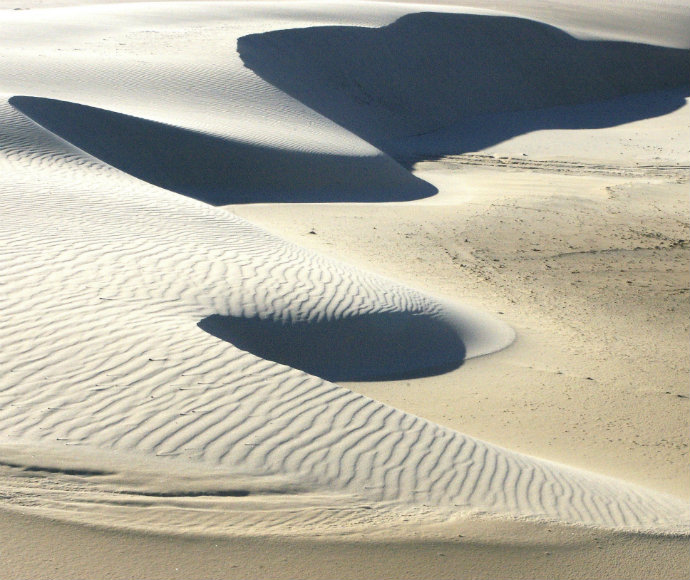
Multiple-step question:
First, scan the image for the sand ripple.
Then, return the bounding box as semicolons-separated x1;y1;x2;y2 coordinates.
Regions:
0;2;687;536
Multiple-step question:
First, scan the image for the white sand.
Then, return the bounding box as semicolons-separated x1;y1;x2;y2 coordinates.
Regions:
0;0;688;577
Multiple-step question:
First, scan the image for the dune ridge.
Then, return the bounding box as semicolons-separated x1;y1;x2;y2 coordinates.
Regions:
1;94;687;534
0;0;688;540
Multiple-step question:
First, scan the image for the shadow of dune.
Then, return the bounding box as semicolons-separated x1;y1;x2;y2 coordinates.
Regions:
198;312;466;382
238;12;689;164
9;96;436;204
393;87;690;160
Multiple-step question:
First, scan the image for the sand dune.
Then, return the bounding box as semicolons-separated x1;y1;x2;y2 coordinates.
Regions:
0;2;688;572
6;93;684;532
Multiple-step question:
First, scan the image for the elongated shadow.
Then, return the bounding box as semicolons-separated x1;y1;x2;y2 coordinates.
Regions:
392;88;690;160
198;312;466;382
9;96;436;204
238;12;689;165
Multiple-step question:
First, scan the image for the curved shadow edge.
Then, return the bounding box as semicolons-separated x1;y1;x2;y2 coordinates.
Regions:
9;95;437;204
238;11;690;163
198;312;467;382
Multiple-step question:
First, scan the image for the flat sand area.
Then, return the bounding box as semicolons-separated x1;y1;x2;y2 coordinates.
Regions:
1;1;688;578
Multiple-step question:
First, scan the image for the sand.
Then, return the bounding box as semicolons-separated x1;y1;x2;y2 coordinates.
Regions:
0;0;688;578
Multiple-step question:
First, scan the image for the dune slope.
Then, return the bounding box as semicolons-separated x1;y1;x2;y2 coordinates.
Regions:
1;94;687;534
0;1;687;538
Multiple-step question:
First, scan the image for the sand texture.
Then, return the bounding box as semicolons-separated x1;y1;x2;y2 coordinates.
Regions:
0;1;688;578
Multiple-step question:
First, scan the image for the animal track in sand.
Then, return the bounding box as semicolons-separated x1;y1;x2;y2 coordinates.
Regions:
407;153;689;181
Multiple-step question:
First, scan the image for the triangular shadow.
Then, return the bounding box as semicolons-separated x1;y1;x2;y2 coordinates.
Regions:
9;96;436;204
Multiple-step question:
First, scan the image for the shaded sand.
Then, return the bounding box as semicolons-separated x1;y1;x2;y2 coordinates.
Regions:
237;11;687;156
9;95;436;203
0;0;689;578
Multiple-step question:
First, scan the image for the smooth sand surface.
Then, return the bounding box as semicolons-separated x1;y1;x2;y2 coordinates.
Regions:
1;0;688;578
3;508;689;580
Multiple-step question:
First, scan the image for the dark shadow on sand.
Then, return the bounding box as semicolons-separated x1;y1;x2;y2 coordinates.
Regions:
9;96;436;204
237;12;689;166
198;312;466;382
11;14;687;204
